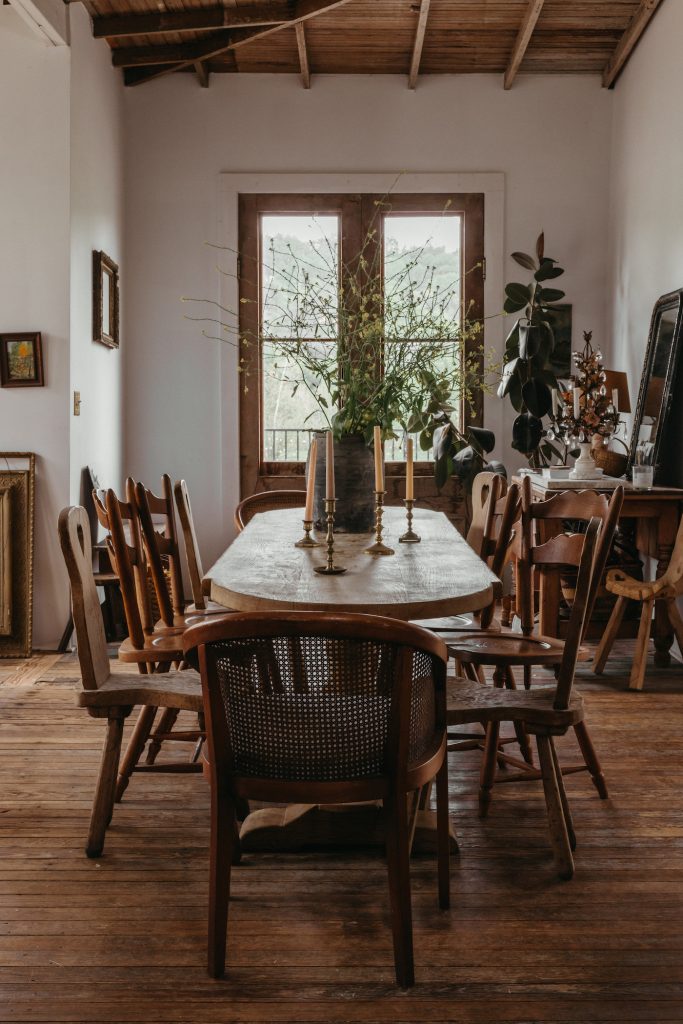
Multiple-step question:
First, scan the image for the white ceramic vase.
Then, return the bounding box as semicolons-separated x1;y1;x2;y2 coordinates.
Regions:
570;441;598;480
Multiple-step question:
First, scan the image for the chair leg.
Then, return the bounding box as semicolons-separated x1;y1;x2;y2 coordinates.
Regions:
594;596;627;675
479;720;500;818
536;734;574;881
435;759;450;910
86;713;125;858
115;704;158;802
208;784;236;979
146;707;180;764
572;720;608;799
504;667;534;766
384;792;415;988
550;736;576;852
630;598;654;691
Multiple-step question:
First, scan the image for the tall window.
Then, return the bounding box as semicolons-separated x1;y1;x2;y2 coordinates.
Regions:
238;193;484;497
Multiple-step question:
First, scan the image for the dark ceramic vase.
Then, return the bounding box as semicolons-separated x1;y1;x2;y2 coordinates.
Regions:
310;432;376;533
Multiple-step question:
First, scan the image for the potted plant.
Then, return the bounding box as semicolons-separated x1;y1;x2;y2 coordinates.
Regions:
498;233;568;468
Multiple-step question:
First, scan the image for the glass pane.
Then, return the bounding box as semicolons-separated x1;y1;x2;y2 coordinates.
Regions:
384;214;462;340
383;215;463;461
261;215;339;340
262;340;336;462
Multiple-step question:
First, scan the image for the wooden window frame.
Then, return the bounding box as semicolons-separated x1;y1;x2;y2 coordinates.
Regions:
238;192;484;498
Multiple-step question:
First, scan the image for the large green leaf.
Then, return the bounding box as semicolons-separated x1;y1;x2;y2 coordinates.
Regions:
497;357;520;398
536;232;545;262
508;373;524;413
511;251;536;271
434;452;450;490
485;460;507;479
519;322;541;360
433;423;454;461
522;379;553;418
538;287;566;304
467;426;496;454
451;446;475;481
504;283;531;314
512;413;543;454
535;261;564;282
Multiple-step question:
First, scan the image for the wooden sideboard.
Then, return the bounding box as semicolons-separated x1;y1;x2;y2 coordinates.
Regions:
513;475;683;666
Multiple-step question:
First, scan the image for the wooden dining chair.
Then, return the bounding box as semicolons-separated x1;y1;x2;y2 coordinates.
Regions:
95;484;203;798
234;489;305;532
446;479;624;813
174;478;226;614
58;506;202;857
135;475;226;627
183;611;451;989
594;510;683;690
448;517;601;879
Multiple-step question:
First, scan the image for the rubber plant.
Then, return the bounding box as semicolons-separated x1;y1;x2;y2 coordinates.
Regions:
499;233;567;468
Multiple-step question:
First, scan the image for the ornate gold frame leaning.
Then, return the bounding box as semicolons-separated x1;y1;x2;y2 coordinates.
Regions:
0;453;36;657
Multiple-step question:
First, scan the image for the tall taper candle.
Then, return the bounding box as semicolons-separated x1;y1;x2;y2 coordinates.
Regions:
325;431;335;500
373;425;384;491
406;438;414;500
612;388;619;413
573;387;580;419
305;437;317;520
551;388;558;416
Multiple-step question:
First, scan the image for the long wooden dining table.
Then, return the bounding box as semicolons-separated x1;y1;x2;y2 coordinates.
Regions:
204;505;501;853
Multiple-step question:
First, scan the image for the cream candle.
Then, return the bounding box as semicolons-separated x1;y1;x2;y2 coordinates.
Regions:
573;387;580;419
406;438;414;500
305;437;317;520
373;425;384;492
325;431;335;500
551;388;558;415
612;388;619;412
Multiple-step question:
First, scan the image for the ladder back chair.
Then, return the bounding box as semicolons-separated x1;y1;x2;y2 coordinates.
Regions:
96;484;203;797
594;508;683;690
135;476;226;626
183;611;451;989
446;479;624;812
234;489;306;532
58;506;202;857
174;479;226;614
448;517;602;879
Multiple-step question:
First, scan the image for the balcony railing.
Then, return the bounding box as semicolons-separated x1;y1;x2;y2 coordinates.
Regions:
264;428;433;462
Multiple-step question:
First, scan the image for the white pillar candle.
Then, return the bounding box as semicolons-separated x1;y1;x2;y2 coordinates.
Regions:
551;388;558;415
573;387;581;419
612;388;619;413
325;431;335;500
406;438;414;500
373;425;384;492
304;437;317;520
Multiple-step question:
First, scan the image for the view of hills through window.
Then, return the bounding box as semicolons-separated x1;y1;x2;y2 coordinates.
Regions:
261;212;462;462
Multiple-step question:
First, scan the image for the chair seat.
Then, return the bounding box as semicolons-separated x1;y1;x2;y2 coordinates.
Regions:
416;615;502;637
78;668;202;712
604;568;674;601
118;633;184;663
447;676;584;730
446;629;566;666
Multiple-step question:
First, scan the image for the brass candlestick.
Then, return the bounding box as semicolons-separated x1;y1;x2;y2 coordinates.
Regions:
365;490;395;556
399;498;421;544
295;519;320;548
314;498;347;575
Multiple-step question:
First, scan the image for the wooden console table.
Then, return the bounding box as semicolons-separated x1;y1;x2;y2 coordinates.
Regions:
513;475;683;666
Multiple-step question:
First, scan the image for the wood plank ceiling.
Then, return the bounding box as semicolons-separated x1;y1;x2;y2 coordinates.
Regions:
77;0;666;89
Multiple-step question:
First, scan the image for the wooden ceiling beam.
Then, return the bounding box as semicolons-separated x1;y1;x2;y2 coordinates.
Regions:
503;0;546;90
602;0;665;89
121;0;355;86
93;3;290;40
295;22;311;89
408;0;430;90
194;60;210;89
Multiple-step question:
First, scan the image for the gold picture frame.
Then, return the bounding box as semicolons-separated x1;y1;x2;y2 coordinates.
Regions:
92;250;120;349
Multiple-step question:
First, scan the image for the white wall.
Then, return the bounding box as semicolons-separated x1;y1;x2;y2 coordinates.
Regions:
0;8;71;648
69;4;125;506
123;73;613;568
607;0;683;404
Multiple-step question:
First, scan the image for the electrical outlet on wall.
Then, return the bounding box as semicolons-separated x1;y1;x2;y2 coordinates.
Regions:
73;391;81;416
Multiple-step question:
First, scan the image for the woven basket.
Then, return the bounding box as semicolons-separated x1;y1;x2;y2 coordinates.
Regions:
592;436;628;479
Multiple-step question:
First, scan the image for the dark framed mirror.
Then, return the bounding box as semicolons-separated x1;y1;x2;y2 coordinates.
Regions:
627;289;683;483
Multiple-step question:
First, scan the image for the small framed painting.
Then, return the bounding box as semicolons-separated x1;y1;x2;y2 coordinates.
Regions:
93;250;120;348
0;333;44;387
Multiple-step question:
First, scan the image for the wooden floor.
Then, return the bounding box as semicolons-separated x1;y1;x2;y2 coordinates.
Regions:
0;645;682;1022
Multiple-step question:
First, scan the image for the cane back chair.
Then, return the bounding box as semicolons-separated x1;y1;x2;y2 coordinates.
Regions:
58;506;202;857
183;612;451;989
